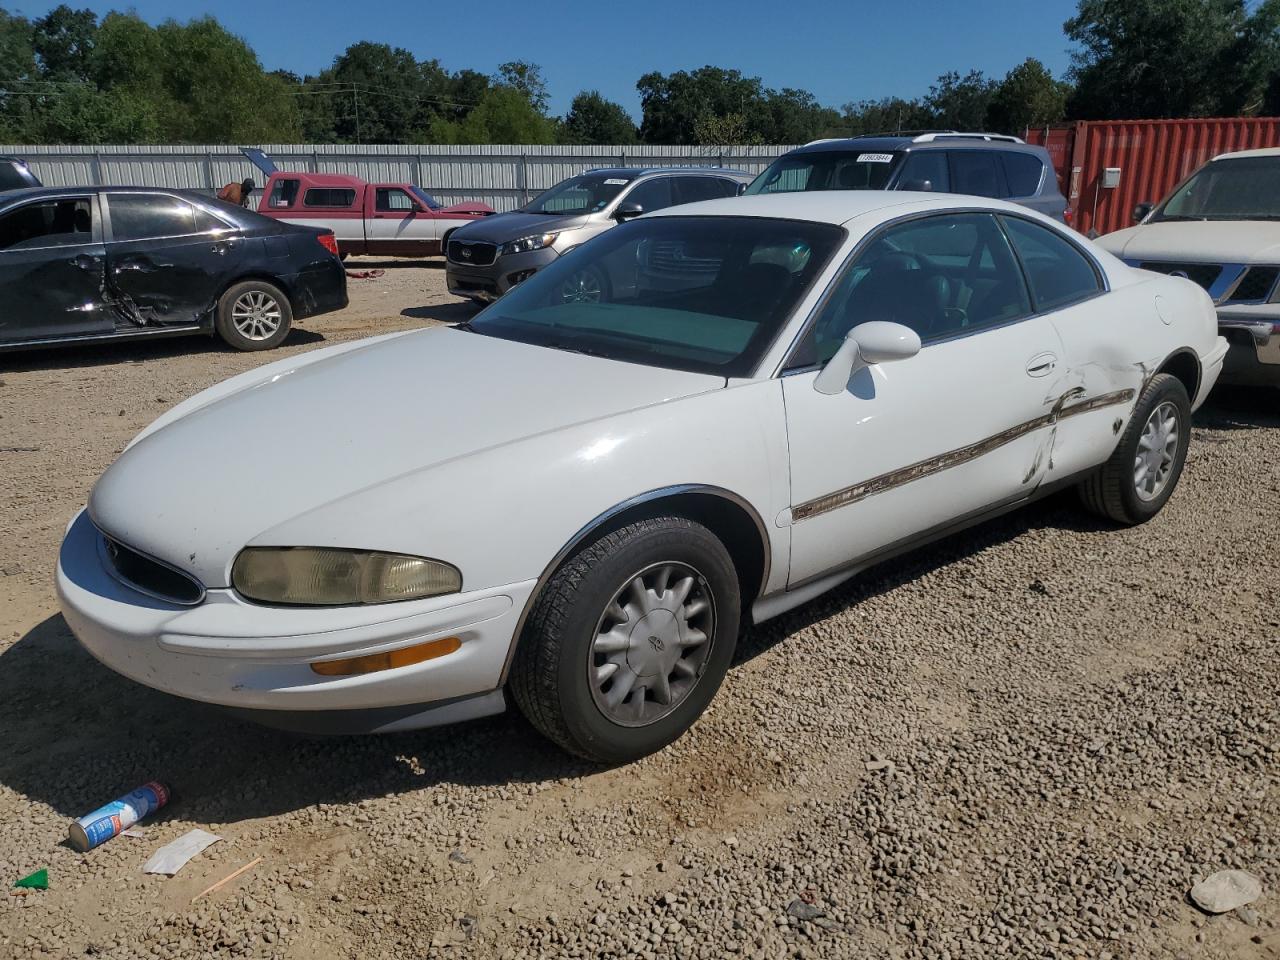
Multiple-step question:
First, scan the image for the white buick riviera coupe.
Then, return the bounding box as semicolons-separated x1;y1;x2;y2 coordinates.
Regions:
59;193;1227;764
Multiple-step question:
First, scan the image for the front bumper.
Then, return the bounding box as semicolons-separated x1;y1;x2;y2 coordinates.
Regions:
1215;305;1280;386
56;511;535;729
446;246;559;302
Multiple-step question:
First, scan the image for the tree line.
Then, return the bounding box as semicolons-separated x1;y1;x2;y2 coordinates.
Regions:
2;0;1279;146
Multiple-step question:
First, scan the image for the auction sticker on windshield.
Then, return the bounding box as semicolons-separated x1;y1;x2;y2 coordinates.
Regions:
857;153;895;163
604;178;630;185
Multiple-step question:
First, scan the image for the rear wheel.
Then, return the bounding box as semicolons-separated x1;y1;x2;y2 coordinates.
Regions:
1078;373;1190;524
215;280;292;351
510;517;741;764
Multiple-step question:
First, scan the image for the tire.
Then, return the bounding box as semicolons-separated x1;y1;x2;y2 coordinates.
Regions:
215;280;293;352
1078;373;1191;525
510;517;741;764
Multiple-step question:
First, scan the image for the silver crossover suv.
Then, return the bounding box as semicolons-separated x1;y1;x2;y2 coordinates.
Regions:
445;167;752;302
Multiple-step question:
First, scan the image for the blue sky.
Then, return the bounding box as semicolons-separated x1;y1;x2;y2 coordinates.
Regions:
13;0;1083;117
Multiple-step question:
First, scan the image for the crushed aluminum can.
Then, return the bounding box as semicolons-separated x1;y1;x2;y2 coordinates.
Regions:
68;781;169;852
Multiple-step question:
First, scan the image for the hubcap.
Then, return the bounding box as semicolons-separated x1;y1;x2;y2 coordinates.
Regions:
231;291;283;341
589;562;715;727
560;269;603;304
1133;400;1180;501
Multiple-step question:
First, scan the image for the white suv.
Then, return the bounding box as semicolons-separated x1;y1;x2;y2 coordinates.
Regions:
1097;147;1280;388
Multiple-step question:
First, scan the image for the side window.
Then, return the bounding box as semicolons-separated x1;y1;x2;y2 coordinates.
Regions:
1001;153;1045;198
0;197;93;251
712;178;741;198
896;151;950;192
624;176;674;213
269;178;300;208
1001;216;1102;311
375;188;415;212
673;176;719;205
193;207;226;233
950;152;1004;198
303;188;356;208
107;194;200;241
790;213;1031;367
674;176;740;204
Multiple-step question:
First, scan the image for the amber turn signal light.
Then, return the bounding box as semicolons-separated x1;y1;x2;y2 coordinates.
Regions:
310;636;461;676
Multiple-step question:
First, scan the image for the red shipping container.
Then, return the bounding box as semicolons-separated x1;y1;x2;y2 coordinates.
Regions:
1025;118;1280;237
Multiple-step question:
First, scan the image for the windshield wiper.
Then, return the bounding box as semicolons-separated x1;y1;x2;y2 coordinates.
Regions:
545;339;609;359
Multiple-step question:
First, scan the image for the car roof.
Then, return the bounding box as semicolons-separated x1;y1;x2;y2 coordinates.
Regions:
583;166;752;180
789;135;1043;157
1213;146;1280;161
644;190;1042;226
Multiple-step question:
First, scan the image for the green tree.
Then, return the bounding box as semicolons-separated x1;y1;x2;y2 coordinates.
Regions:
561;90;636;144
925;70;996;130
986;58;1070;135
761;88;842;143
31;5;97;80
1066;0;1280;118
0;8;39;140
637;66;768;144
839;97;934;136
692;111;760;145
497;60;549;114
429;86;555;144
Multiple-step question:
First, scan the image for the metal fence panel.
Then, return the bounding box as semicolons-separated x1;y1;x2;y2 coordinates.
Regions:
0;143;793;210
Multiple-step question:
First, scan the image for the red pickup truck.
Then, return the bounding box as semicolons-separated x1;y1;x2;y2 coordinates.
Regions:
244;150;493;258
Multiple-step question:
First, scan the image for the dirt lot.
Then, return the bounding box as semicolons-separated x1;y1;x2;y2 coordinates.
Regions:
0;259;1277;960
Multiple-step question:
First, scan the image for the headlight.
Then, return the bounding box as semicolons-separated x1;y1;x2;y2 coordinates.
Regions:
231;547;461;606
500;232;558;256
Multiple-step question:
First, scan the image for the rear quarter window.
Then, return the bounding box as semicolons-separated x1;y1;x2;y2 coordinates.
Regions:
303;188;356;208
1001;153;1046;197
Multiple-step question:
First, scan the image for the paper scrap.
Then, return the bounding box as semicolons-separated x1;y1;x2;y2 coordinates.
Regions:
143;829;222;876
121;827;147;839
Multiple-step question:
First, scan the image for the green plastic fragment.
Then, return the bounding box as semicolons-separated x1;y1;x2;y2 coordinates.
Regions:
14;868;48;890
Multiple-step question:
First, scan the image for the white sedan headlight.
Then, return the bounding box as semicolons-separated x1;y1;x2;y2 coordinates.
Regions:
500;232;558;256
231;547;461;606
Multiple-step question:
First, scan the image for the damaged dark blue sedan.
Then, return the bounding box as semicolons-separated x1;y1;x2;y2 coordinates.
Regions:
0;186;347;353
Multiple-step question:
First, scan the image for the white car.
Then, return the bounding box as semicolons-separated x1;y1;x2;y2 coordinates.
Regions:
58;193;1228;764
1097;147;1280;388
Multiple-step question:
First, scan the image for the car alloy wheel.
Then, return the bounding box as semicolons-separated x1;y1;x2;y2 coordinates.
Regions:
1133;400;1180;501
588;561;716;727
559;268;603;304
231;290;284;341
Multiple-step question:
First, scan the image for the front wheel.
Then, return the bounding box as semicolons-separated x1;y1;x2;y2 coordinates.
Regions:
509;517;741;764
215;280;293;351
1078;372;1191;525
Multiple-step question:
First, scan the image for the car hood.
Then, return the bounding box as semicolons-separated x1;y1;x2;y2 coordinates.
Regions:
449;210;591;243
437;201;495;216
1099;220;1280;264
88;328;723;587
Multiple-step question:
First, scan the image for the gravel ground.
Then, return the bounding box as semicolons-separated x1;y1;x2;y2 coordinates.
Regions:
0;260;1277;960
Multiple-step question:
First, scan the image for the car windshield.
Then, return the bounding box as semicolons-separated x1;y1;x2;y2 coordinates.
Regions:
746;150;900;195
465;216;845;377
524;173;633;215
1153;156;1280;221
410;186;441;210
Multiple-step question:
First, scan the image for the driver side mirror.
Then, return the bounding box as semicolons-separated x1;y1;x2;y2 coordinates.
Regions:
614;201;644;222
1132;201;1153;223
900;179;933;192
814;321;921;395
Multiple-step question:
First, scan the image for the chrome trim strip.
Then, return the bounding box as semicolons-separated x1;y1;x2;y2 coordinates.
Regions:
791;388;1135;522
497;484;772;685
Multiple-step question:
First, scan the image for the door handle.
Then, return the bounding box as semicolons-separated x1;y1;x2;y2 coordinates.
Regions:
1026;353;1058;377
